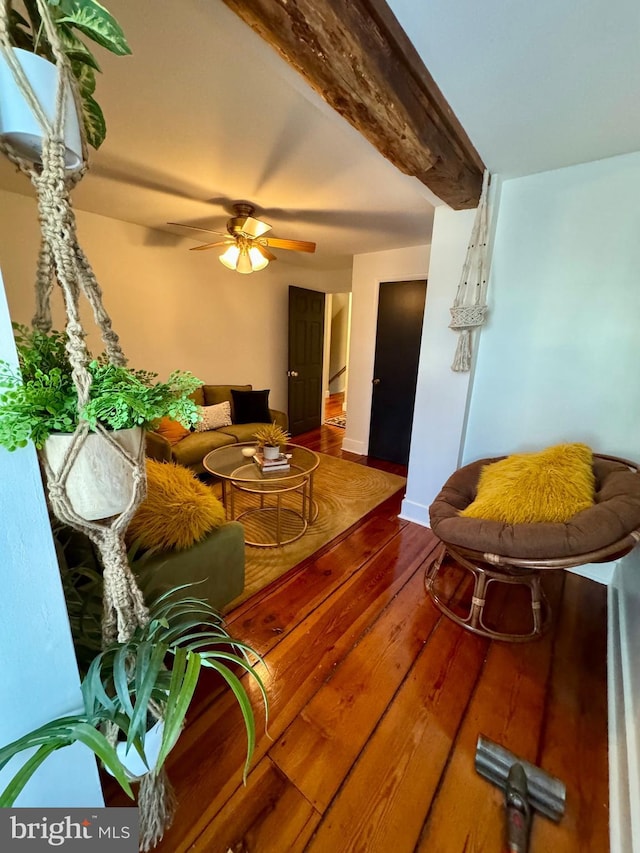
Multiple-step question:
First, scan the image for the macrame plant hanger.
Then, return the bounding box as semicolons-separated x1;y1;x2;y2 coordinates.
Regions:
449;169;491;372
0;3;173;849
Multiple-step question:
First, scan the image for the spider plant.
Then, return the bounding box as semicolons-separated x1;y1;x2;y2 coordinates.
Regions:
0;586;268;806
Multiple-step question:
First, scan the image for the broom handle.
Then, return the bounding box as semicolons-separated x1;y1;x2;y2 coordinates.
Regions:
504;763;532;853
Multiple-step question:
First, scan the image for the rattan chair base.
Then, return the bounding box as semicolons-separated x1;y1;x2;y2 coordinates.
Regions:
425;544;553;643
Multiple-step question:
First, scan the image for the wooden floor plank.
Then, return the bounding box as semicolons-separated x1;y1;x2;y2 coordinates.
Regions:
306;619;488;853
414;572;566;852
269;565;446;811
186;756;321;853
226;502;414;653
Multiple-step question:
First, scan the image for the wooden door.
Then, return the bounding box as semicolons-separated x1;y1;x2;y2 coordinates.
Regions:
368;280;427;464
288;286;325;436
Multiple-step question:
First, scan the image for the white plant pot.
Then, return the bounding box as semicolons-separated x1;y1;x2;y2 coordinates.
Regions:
106;720;164;781
263;445;281;460
40;427;144;521
0;47;82;170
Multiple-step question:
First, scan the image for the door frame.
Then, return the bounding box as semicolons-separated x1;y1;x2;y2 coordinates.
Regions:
321;292;352;421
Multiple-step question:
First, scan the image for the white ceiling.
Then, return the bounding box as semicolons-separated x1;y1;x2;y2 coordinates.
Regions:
1;1;638;270
390;0;640;177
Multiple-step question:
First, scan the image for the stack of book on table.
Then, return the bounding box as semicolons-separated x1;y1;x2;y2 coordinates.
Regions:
253;451;291;473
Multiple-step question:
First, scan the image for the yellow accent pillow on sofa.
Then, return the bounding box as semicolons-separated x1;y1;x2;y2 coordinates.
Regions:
127;460;226;551
460;443;595;524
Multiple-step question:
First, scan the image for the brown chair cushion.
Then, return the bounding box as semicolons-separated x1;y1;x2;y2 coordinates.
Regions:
429;456;640;559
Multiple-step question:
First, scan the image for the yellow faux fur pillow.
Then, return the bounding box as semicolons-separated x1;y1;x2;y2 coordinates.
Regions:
127;460;226;551
460;443;595;524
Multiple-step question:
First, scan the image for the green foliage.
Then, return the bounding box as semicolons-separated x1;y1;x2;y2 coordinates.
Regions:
6;0;131;149
0;324;202;451
254;421;291;448
0;586;268;806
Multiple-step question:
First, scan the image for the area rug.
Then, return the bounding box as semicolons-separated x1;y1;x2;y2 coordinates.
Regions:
222;453;405;606
324;415;346;428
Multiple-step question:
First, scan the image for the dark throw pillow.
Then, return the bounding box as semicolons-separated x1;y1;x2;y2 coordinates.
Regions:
231;389;271;424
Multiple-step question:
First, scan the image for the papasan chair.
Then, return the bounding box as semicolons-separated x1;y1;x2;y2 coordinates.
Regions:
427;446;640;642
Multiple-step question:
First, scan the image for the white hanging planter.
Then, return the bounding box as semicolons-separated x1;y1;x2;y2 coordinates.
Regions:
105;720;165;782
0;47;82;170
40;427;144;521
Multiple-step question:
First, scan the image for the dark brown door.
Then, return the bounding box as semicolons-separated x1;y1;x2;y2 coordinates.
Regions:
288;286;325;436
368;280;427;464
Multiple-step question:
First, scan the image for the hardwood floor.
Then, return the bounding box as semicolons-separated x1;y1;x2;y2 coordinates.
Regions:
108;400;609;852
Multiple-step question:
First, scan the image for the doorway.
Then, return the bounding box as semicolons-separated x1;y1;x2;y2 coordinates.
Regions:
288;286;326;436
368;279;427;465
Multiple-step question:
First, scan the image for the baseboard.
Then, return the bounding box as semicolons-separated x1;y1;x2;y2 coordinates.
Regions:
341;437;366;455
399;498;431;527
609;560;640;852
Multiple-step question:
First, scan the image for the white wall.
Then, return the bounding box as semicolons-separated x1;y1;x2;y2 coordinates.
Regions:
462;152;640;464
0;276;104;807
401;207;476;524
344;244;431;455
0;189;351;414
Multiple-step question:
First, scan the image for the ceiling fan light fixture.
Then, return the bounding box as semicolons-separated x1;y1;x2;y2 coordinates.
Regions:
219;244;240;270
248;246;269;271
236;247;254;275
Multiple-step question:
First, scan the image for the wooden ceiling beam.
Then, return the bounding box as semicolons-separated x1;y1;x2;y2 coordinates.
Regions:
222;0;485;209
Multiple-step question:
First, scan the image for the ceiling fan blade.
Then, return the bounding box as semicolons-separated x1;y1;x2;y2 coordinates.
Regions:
168;222;227;237
190;241;233;251
254;242;277;262
265;237;316;253
241;216;272;239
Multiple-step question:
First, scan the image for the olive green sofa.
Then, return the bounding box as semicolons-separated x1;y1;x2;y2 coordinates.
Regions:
146;384;288;475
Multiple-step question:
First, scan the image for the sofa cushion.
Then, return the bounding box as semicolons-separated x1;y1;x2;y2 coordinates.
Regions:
203;384;251;410
218;422;275;443
460;443;595;524
127;460;226;552
231;388;271;424
171;429;236;469
194;402;232;432
191;386;205;406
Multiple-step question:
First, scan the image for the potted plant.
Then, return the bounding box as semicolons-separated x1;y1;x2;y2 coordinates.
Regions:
0;583;268;805
0;0;131;164
0;323;202;519
254;421;291;460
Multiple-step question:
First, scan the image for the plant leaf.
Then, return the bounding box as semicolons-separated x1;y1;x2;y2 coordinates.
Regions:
0;742;60;807
155;650;201;771
80;93;106;149
128;642;166;752
56;0;132;56
204;660;257;783
71;722;133;799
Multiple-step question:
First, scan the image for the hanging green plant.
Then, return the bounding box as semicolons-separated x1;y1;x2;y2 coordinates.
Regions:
6;0;131;148
0;324;202;451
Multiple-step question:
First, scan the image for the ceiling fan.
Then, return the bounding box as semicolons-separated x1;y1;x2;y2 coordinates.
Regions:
168;202;316;274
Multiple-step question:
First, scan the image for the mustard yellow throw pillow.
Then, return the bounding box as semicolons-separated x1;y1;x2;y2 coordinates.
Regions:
127;460;226;551
460;443;595;524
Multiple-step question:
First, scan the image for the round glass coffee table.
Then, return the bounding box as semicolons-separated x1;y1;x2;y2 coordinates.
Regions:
203;443;320;547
